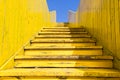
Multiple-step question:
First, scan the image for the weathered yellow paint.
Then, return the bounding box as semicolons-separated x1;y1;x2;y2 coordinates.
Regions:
25;50;102;56
15;59;113;68
70;0;120;69
1;77;120;80
0;68;120;77
0;0;54;70
0;26;120;79
31;42;95;47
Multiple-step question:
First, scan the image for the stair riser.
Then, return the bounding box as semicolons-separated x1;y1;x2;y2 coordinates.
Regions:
24;50;103;56
32;38;95;42
0;68;120;77
30;43;96;47
41;29;85;31
35;37;92;40
41;30;85;32
1;77;120;80
35;35;91;38
38;32;88;35
15;56;113;60
15;60;113;68
43;27;83;29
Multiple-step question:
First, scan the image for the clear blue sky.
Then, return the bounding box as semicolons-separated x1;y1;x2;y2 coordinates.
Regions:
47;0;80;22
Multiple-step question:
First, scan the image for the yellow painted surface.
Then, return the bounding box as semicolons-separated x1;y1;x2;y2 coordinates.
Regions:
71;0;120;69
0;68;120;77
32;38;94;42
0;0;52;70
15;59;113;68
1;77;120;80
25;50;102;56
0;26;120;79
31;43;95;47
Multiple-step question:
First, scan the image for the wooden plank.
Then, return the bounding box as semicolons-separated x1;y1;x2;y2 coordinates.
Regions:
24;50;102;56
15;55;114;60
35;37;92;40
1;77;120;80
15;60;113;68
42;27;83;29
0;68;120;77
41;29;85;32
25;46;102;50
38;32;88;35
32;38;95;42
30;43;96;47
35;35;91;38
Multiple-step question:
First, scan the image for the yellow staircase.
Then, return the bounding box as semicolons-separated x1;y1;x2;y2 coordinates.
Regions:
0;26;120;80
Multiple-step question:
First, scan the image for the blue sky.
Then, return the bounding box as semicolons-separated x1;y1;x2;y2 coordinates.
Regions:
47;0;80;22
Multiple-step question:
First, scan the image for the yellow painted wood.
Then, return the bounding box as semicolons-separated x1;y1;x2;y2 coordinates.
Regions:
0;0;52;70
74;0;120;69
15;60;113;68
38;32;88;35
35;35;91;38
31;43;95;47
15;55;113;60
41;29;85;32
25;46;103;50
0;68;120;77
0;77;18;80
25;50;102;56
32;38;95;42
1;77;120;80
24;46;103;56
33;37;93;42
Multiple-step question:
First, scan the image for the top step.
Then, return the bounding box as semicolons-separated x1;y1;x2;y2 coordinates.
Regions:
41;28;85;32
43;27;84;29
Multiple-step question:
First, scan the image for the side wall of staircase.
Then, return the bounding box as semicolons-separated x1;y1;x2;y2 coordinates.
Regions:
69;0;120;70
0;0;55;70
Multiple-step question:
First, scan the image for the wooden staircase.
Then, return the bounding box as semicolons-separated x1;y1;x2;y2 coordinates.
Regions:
0;26;120;80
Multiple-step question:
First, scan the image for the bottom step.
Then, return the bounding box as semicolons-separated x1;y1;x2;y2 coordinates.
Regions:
0;77;120;80
0;68;120;77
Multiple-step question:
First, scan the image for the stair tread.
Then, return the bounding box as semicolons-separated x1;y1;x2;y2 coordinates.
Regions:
1;77;120;80
43;27;83;29
41;30;85;32
38;32;88;35
35;35;91;38
15;55;113;60
15;60;113;68
25;46;102;50
0;68;120;77
31;39;96;43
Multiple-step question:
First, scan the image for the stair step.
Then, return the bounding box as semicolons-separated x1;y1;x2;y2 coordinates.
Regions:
35;35;91;38
33;37;93;42
1;77;120;80
24;46;103;56
41;29;85;32
31;40;96;47
15;59;113;68
15;55;113;60
0;68;120;77
31;38;95;43
38;32;88;35
15;55;113;68
25;46;102;50
43;27;83;29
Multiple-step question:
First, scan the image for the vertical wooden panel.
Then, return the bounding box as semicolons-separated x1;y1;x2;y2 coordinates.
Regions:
76;0;120;69
0;0;51;69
